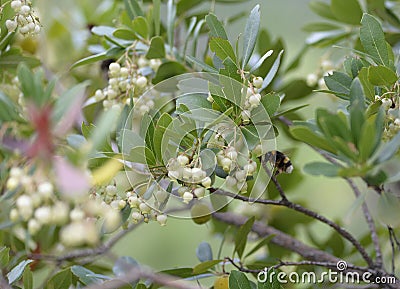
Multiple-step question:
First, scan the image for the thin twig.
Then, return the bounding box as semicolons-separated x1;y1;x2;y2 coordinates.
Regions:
316;148;383;268
212;187;374;268
81;266;201;289
212;212;400;288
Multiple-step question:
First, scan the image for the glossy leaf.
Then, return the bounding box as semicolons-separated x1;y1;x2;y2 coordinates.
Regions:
309;0;337;21
331;0;363;25
245;235;275;258
23;267;33;289
242;5;260;69
167;0;177;51
70;52;108;69
358;67;374;101
234;216;255;258
0;247;9;267
374;132;400;163
324;71;352;95
132;16;148;39
71;266;101;285
192;260;221;275
153;61;187;84
45;269;72;289
290;125;337;154
260;50;284;92
7;260;33;284
303;22;342;32
0;92;21;122
209;37;236;62
249;50;273;73
113;28;136;40
186;55;218;73
205;13;228;39
360;14;390;67
303;162;339;177
349;78;366;147
146;36;166;59
124;0;144;19
154;0;161;35
368;65;398;86
229;270;252;289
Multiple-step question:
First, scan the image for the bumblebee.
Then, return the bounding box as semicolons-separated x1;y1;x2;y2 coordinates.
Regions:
265;150;293;175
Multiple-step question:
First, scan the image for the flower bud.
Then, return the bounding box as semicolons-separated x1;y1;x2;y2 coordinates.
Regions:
182;191;193;204
157;214;167;226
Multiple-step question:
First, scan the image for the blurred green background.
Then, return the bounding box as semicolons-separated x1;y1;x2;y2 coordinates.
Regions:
29;0;366;276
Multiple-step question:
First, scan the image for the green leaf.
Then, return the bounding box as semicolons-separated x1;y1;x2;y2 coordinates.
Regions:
0;53;40;69
280;79;313;101
289;125;337;154
331;0;363;25
241;5;260;69
359;117;377;161
303;22;342;32
192;260;221;275
374;132;400;163
52;81;90;124
245;235;275;258
154;0;161;35
89;107;120;154
368;65;398;86
349;78;366;147
70;52;108;69
183;17;197;56
153;113;173;163
153;61;187;84
229;270;252;289
113;28;136;40
358;67;374;101
249;50;273;73
260;50;284;92
234;216;255;259
132;16;148;39
167;0;176;52
303;162;339;177
324;71;352;96
124;0;144;19
0;92;21;122
146;36;166;59
196;242;213;262
377;192;400;228
360;14;390;67
159;268;195;278
0;247;10;267
71;266;100;285
309;1;337;21
259;93;281;116
91;25;115;37
210;37;236;62
17;64;47;107
7;259;33;284
186;55;218;73
23;267;33;289
205;13;228;39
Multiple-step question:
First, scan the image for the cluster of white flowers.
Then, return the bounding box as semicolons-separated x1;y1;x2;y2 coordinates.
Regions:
375;95;400;138
306;59;334;89
241;77;264;123
127;191;167;226
5;0;41;35
166;154;212;204
93;57;162;114
216;146;257;193
6;167;124;247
